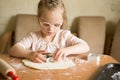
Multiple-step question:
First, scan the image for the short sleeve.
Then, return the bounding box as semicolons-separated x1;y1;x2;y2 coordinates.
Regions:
17;32;39;49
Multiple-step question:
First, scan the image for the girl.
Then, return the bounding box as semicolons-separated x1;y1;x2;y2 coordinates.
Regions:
9;0;89;63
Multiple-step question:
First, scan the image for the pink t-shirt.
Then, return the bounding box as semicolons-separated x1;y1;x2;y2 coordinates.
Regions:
17;30;87;53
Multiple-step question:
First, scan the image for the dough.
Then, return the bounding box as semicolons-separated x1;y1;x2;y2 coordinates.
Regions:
22;59;75;70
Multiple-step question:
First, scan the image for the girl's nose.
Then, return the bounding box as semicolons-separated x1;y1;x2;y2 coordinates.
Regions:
49;26;54;31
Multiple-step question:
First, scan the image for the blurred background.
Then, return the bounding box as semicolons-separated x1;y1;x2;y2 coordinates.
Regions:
0;0;120;35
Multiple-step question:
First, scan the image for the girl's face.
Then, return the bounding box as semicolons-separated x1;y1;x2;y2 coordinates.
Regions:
39;8;63;37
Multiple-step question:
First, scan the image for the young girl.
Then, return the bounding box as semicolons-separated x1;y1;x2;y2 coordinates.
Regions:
9;0;89;63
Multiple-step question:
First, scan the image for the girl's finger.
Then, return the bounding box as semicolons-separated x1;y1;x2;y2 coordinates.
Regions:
35;58;44;63
38;54;46;62
54;52;59;61
36;50;46;54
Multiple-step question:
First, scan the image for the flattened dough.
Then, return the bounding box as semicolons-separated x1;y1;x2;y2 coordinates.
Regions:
22;59;75;70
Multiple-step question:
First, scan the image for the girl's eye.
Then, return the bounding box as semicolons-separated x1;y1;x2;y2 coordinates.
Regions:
54;24;61;27
43;23;50;27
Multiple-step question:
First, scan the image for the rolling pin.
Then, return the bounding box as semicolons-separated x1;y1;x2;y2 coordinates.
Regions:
0;58;19;80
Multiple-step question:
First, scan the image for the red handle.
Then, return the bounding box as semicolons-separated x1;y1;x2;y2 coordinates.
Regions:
7;71;19;80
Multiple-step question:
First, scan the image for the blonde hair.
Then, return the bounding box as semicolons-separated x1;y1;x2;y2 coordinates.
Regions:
37;0;67;29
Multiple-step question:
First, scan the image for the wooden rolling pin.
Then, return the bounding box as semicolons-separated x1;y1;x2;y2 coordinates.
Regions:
0;58;19;80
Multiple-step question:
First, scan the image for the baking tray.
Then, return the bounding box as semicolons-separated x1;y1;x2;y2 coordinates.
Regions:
95;63;120;80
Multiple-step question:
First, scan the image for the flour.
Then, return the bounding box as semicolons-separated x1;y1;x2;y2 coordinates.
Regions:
10;63;23;69
111;71;120;80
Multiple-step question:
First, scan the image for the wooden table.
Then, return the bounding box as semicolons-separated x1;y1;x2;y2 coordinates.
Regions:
0;53;119;80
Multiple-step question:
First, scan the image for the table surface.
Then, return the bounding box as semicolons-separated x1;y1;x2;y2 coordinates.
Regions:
0;53;119;80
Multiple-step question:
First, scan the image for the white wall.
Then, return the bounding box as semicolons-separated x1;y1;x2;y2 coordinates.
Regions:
0;0;120;35
0;0;39;34
64;0;120;26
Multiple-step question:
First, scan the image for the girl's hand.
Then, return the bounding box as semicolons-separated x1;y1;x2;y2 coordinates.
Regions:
27;50;46;63
53;48;69;61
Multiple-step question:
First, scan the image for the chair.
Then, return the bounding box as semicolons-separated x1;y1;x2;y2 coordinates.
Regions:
77;16;106;54
110;20;120;62
0;31;12;53
0;14;41;53
15;14;40;42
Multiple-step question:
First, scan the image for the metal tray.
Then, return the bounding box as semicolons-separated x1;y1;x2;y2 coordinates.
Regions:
95;63;120;80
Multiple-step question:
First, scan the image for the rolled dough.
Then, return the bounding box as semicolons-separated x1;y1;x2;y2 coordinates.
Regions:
22;59;75;70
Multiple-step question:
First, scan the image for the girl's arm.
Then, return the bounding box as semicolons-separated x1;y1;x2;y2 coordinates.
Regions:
65;30;90;54
54;30;90;61
54;42;89;61
8;43;32;58
8;43;46;63
64;42;90;55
